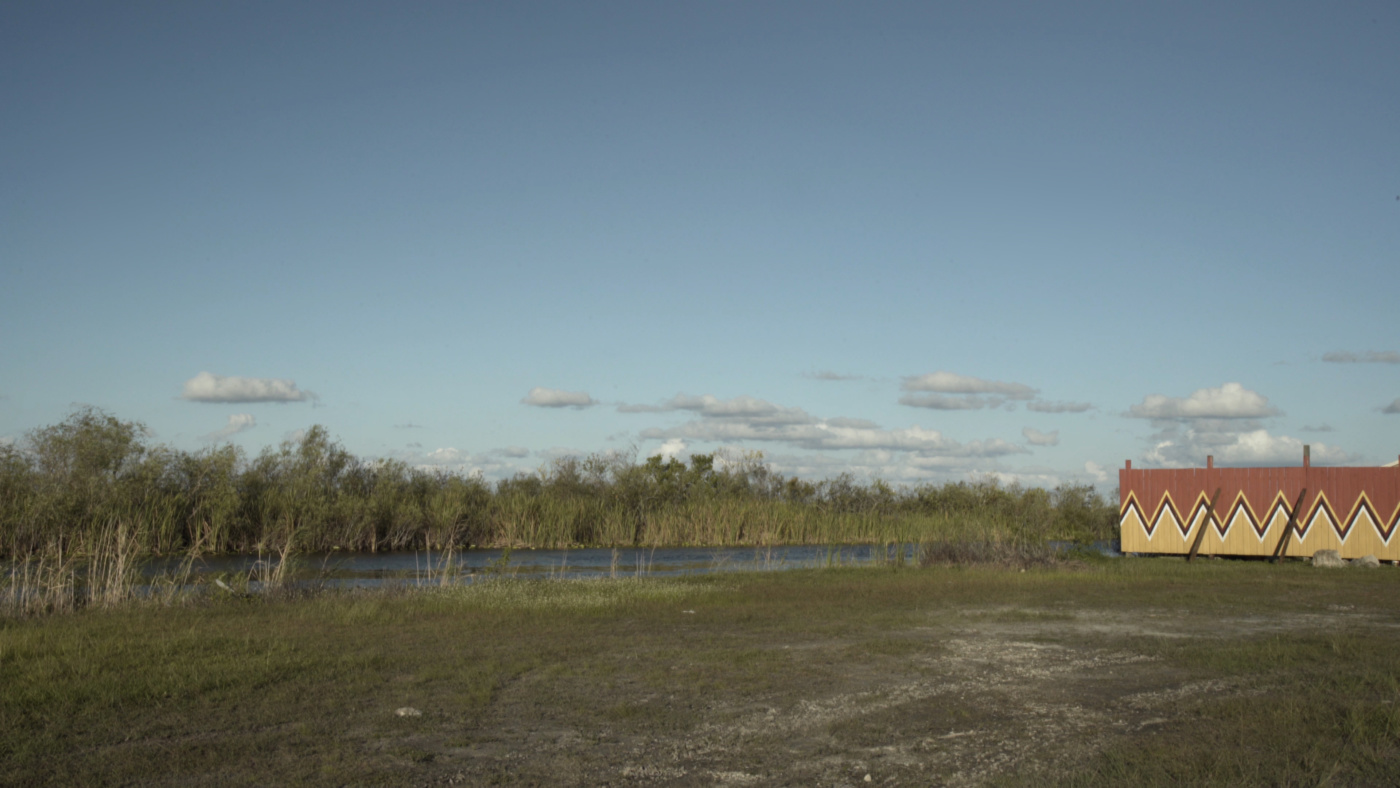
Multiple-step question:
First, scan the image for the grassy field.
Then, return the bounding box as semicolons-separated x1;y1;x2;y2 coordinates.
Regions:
4;557;1399;786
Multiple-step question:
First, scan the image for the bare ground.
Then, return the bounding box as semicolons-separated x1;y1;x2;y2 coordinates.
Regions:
365;606;1385;787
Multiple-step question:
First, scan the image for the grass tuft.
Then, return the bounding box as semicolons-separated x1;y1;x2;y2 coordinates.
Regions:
919;538;1062;569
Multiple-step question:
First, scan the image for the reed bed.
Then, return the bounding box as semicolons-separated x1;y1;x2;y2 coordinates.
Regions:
1;408;1116;615
2;522;148;616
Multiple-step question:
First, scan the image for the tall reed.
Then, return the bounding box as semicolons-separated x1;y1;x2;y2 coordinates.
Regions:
1;407;1118;562
1;520;143;616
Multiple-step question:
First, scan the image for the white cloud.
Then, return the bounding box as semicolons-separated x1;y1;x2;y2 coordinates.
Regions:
1027;400;1093;414
804;370;862;381
423;447;466;464
1123;383;1352;470
203;413;256;442
396;445;527;480
641;420;1025;457
1084;461;1109;483
1022;427;1059;446
824;416;884;429
899;371;1036;411
1143;429;1354;468
672;394;797;420
901;371;1037;400
898;394;1000;410
1127;382;1280;421
1323;350;1400;364
619;394;816;425
521;387;596;409
618;390;1041;482
182;371;316;403
655;438;688;461
743;448;1054;486
622;392;1029;462
494;446;531;458
1383;399;1400;415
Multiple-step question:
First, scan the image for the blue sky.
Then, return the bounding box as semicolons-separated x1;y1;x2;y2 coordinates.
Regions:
3;1;1397;486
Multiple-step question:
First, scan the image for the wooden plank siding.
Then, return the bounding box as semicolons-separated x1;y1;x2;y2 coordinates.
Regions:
1120;457;1400;560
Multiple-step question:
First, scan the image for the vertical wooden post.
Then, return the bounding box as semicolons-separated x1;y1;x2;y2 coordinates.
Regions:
1271;488;1309;563
1187;487;1222;562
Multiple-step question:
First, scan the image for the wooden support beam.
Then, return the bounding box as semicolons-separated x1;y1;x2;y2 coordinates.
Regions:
1271;487;1309;563
1186;487;1222;562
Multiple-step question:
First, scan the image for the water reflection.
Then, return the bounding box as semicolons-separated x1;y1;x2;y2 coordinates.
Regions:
143;544;921;589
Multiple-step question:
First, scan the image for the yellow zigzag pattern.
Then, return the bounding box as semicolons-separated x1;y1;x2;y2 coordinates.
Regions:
1119;490;1400;544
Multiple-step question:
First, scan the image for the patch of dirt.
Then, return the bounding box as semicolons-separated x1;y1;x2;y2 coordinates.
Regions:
373;608;1371;787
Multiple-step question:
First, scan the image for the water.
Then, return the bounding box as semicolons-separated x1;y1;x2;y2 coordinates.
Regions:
141;544;921;590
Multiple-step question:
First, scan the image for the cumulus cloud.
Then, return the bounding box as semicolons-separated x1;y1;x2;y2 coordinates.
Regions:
203;413;256;442
1022;427;1059;447
655;438;688;461
1143;429;1353;468
1383;399;1400;415
1123;383;1346;469
1084;461;1109;483
902;371;1037;399
1127;383;1280;421
1323;350;1400;364
423;447;466;464
521;387;596;409
182;372;316;403
1027;400;1093;414
804;370;862;381
494;446;531;458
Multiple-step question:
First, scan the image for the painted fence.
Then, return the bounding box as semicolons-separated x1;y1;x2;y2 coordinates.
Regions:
1120;452;1400;560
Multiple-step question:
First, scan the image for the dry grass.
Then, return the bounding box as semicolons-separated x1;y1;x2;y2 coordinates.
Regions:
920;538;1062;570
1;521;146;616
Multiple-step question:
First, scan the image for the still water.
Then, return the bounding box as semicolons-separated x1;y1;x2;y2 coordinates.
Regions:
143;544;915;589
